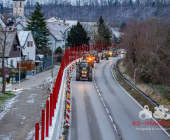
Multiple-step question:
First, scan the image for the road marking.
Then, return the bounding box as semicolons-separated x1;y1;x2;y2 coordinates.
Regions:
94;83;96;86
113;125;117;131
111;64;170;137
95;86;97;89
106;108;109;114
109;115;113;122
97;89;99;92
103;102;106;107
98;92;101;96
100;97;103;102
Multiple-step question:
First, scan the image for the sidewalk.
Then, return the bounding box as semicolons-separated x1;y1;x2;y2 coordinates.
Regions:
0;66;60;140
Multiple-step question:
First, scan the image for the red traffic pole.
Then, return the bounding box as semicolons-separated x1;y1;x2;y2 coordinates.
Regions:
53;87;56;109
50;93;53;125
41;110;45;140
35;122;39;140
46;100;49;137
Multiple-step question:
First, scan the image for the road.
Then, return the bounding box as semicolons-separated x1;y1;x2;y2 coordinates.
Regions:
70;56;170;140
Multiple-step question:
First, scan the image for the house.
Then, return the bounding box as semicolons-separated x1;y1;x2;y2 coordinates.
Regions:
17;31;36;61
47;22;71;51
14;21;27;31
0;31;23;68
0;19;6;28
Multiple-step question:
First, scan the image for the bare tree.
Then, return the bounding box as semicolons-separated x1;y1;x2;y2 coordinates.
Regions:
0;13;11;94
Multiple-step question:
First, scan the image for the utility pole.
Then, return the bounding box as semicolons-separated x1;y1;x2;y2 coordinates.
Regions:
157;0;164;19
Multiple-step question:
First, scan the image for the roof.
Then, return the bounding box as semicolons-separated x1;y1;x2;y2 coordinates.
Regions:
12;0;26;1
59;20;78;26
0;31;20;58
0;19;5;28
17;31;30;47
47;23;69;41
14;21;28;28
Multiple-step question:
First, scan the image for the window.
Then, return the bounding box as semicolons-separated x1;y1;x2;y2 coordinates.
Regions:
13;44;17;51
10;60;13;67
20;10;21;12
20;2;22;7
27;41;33;47
62;45;65;49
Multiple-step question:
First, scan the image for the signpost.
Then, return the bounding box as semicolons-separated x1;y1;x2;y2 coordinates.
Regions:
5;70;8;75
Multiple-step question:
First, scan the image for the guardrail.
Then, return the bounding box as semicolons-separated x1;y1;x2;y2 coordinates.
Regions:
115;58;159;107
34;43;121;140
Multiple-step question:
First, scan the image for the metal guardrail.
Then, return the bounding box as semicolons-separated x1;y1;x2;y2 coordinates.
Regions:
116;58;159;107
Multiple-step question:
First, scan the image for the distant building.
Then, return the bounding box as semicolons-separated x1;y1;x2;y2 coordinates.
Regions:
13;0;26;18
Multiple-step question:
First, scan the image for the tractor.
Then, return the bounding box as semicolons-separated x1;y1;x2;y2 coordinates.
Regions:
101;50;109;60
76;60;93;81
91;50;100;63
82;52;94;68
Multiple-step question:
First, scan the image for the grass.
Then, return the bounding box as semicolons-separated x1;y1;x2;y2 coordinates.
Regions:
114;61;170;131
0;91;16;110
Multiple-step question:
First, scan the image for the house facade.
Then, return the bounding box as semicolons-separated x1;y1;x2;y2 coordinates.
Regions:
17;31;36;61
0;31;22;68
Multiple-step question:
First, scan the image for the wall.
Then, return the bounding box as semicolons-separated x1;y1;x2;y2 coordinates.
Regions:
15;24;24;31
13;1;25;18
0;57;21;68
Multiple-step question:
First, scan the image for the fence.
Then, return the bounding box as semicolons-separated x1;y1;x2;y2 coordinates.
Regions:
17;61;35;71
34;43;121;140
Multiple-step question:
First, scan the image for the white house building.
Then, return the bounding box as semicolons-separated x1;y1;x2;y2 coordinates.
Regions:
17;31;36;61
47;22;71;52
14;21;27;31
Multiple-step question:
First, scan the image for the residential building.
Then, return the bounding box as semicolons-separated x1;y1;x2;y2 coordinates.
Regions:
0;31;23;68
17;31;36;61
14;21;27;30
47;22;71;52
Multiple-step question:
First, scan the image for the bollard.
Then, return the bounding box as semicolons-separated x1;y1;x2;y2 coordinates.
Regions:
35;122;39;140
41;110;45;140
50;93;53;125
46;100;49;137
53;87;56;110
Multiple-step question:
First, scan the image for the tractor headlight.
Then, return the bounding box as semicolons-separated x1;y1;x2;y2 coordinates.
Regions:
109;52;112;55
82;71;84;73
88;57;92;61
85;71;87;74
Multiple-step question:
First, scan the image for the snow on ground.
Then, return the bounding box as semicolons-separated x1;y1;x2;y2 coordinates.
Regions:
0;91;22;121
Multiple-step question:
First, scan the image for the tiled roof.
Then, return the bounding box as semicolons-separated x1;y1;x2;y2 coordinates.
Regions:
0;31;18;58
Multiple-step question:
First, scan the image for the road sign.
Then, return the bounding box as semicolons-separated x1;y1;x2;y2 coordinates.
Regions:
5;70;8;75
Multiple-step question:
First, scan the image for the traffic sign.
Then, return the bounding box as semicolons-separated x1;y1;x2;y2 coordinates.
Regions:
5;70;8;75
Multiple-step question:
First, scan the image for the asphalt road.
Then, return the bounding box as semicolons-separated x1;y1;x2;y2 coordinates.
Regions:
70;56;170;140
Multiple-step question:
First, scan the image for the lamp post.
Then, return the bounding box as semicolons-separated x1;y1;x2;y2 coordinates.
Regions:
50;37;53;77
17;46;22;89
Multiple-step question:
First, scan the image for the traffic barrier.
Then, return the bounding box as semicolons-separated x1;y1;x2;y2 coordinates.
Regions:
35;122;39;140
34;43;117;140
41;110;45;140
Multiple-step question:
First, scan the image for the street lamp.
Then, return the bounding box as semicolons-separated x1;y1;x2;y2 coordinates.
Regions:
50;37;53;77
17;46;22;89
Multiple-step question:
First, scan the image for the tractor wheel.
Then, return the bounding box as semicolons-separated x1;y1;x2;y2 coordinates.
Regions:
88;73;92;81
76;73;80;81
96;57;99;63
106;56;109;60
92;62;94;68
101;57;103;60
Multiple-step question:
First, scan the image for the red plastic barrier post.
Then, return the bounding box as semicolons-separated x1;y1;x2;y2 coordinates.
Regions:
53;87;56;110
104;43;105;50
41;110;45;140
50;93;53;126
74;46;76;60
35;122;39;140
46;100;49;137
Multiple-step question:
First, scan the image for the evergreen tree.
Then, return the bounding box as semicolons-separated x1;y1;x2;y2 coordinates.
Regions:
97;16;112;43
25;2;50;54
67;22;90;47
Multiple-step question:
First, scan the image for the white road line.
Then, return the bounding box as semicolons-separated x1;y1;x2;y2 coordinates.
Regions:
95;86;97;89
103;102;106;107
98;92;101;96
113;125;117;131
106;108;109;114
94;83;96;86
100;97;103;102
111;64;170;137
109;115;113;122
97;89;99;92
